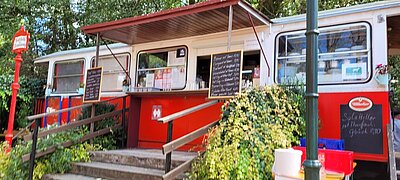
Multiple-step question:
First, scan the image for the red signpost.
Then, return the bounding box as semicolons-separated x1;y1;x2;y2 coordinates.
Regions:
5;26;30;149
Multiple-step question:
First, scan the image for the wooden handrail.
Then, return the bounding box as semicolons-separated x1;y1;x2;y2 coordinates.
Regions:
27;103;93;121
98;95;128;103
162;157;195;180
25;95;128;180
22;124;121;162
23;109;124;141
162;120;218;155
26;95;128;121
12;120;34;141
158;100;219;123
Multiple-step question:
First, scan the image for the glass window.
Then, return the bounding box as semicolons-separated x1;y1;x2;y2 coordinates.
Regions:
137;46;187;90
93;54;130;92
276;22;370;84
53;60;84;93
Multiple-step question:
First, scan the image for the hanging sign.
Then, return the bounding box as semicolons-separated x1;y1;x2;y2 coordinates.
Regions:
12;26;30;53
208;50;243;99
83;67;103;103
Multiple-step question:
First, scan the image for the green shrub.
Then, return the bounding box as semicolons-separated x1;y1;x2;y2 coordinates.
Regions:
0;126;101;180
189;86;305;179
79;102;125;150
0;75;45;131
389;55;400;112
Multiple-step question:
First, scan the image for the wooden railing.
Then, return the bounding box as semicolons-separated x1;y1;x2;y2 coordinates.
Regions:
157;100;219;179
21;95;128;180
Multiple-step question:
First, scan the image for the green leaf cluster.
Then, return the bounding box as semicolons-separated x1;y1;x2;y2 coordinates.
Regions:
189;85;305;179
0;126;101;180
389;55;400;112
79;102;125;150
249;0;381;18
0;75;46;132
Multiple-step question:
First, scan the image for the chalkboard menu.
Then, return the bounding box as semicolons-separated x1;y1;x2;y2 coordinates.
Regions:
208;50;242;99
340;104;383;154
83;67;103;103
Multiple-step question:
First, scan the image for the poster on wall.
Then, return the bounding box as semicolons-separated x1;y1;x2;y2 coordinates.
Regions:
340;97;383;154
168;50;185;66
154;70;163;89
171;66;186;89
162;68;172;90
342;63;367;80
145;73;154;88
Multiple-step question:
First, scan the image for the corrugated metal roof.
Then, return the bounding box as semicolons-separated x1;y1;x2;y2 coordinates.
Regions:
81;0;271;45
272;0;400;24
34;43;128;63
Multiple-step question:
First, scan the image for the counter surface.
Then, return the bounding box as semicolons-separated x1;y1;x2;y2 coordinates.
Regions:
127;89;209;97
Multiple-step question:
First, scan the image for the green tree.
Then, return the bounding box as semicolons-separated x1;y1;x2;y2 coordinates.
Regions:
249;0;381;18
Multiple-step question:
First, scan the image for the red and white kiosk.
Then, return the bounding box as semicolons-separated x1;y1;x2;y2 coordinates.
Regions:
34;0;400;165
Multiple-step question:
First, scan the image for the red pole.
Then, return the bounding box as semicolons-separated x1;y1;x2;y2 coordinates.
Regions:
5;52;23;149
6;26;29;150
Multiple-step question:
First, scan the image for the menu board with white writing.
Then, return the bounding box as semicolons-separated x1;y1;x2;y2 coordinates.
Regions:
83;67;103;103
208;50;242;99
340;104;383;154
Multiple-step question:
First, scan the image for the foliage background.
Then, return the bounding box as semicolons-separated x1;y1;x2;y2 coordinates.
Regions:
389;55;400;112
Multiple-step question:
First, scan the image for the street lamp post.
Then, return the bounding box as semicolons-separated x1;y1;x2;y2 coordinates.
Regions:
304;0;321;179
5;26;30;149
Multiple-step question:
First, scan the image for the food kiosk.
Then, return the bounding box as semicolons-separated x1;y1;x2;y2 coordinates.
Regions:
34;0;400;164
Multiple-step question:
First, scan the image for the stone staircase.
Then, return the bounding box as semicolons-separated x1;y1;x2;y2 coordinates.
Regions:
43;149;197;180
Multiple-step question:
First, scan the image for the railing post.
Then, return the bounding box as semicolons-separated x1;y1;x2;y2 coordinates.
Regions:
28;118;40;180
165;121;173;173
90;104;95;144
122;96;127;148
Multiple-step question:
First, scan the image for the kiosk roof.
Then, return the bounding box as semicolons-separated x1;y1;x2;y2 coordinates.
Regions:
81;0;271;45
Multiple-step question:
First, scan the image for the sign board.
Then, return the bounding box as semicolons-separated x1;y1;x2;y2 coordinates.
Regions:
208;50;243;99
152;105;162;120
12;26;30;53
83;67;103;103
340;97;383;154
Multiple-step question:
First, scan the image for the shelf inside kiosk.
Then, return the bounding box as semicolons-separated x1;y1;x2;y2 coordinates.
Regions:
277;23;370;84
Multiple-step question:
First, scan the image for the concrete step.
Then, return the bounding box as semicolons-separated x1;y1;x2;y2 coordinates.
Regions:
71;161;165;180
42;173;105;180
90;149;196;170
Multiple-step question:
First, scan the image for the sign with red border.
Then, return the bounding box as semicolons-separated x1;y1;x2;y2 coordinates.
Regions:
12;26;30;53
348;97;373;112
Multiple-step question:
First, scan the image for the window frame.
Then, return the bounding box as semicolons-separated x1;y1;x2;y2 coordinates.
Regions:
91;53;131;92
274;22;372;85
136;45;188;90
52;59;85;94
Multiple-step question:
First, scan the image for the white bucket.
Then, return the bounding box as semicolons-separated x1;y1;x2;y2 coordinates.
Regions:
273;148;303;177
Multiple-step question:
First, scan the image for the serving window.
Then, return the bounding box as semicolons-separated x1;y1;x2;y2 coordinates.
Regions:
92;53;130;92
53;59;84;93
136;46;187;90
276;22;371;84
196;50;260;89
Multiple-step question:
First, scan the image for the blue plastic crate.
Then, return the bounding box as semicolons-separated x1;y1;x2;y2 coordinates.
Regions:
300;138;344;150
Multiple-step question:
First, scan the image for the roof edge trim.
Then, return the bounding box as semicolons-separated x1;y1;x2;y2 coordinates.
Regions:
81;0;241;35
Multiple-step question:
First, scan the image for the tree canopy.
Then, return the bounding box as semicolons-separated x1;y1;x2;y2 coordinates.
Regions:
0;0;380;77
